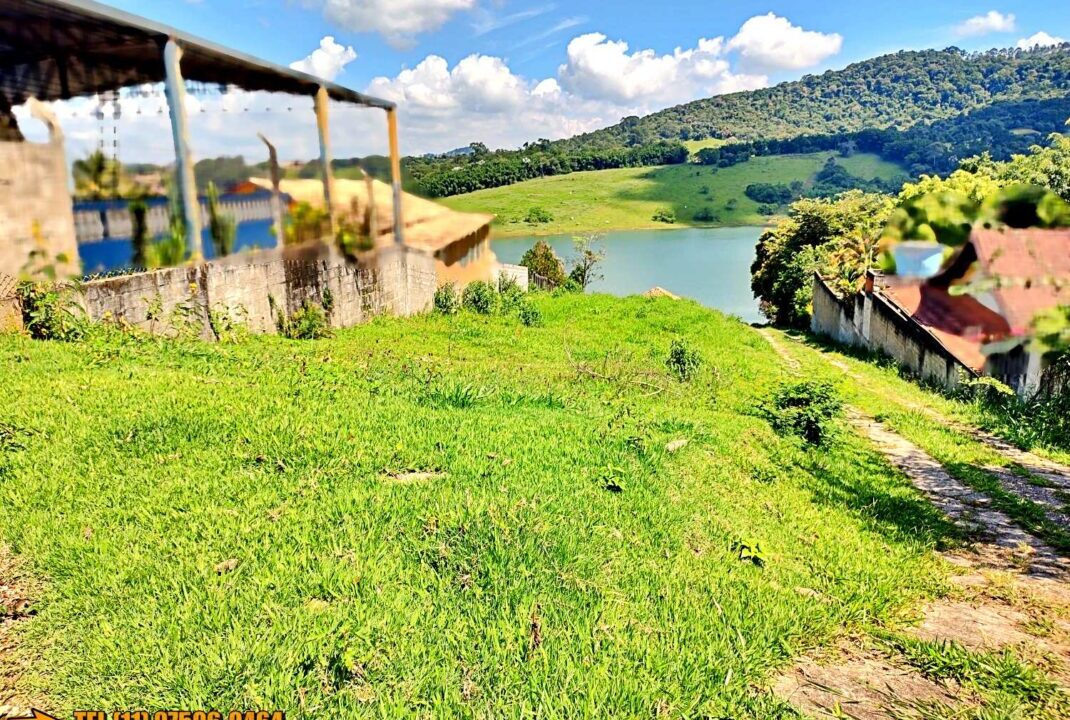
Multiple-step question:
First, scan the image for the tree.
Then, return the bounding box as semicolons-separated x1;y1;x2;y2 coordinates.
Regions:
751;191;894;327
568;236;606;289
72;150;117;199
519;241;566;287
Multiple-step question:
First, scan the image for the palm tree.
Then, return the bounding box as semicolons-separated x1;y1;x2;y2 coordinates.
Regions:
72;150;112;199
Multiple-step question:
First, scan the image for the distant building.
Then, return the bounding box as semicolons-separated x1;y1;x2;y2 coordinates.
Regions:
812;228;1070;396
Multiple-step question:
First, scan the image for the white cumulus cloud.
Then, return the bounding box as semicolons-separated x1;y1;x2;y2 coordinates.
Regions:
954;11;1016;37
289;36;357;81
727;13;843;72
557;33;766;104
1016;31;1066;49
316;0;476;46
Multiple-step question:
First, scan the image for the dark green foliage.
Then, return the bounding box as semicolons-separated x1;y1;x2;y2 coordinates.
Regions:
666;339;702;382
652;208;676;224
951;371;1070;452
129;198;149;268
433;283;460;315
524;206;553;224
16;281;86;342
518;300;543;327
520;241;567;287
745;183;795;205
193;156;251;192
763;381;842;446
278;300;332;340
751;192;894;328
462;281;498;315
557;48;1070;152
693;207;719;222
411;141;689;198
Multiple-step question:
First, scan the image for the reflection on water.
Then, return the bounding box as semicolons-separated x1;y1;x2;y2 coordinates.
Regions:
492;226;763;323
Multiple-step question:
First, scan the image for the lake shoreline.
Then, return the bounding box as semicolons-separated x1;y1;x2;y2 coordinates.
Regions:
489;219;779;240
492;226;764;323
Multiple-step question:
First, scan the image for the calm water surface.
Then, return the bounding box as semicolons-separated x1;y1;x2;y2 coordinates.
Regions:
492;226;763;323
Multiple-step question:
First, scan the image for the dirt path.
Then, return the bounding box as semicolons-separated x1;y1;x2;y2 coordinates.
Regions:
757;328;1070;718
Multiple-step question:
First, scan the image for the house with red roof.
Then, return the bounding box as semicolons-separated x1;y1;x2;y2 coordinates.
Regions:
812;227;1070;396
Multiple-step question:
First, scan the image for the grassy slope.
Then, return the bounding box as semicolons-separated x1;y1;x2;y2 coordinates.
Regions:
0;294;951;717
441;151;903;238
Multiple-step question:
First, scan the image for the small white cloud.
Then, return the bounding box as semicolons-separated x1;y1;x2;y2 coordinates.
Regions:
315;0;476;46
1016;31;1066;49
954;11;1016;37
289;36;357;81
727;13;842;72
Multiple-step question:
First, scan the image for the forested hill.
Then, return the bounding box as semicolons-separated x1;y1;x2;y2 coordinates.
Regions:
556;46;1070;151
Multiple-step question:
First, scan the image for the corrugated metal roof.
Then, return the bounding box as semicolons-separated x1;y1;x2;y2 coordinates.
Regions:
0;0;393;109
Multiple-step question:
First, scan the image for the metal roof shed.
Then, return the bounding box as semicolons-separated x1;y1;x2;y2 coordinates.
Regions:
0;0;406;257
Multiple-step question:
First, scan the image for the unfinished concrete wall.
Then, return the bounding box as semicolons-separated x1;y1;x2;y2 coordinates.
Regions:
81;242;435;339
0;107;79;279
0;272;20;332
811;274;969;390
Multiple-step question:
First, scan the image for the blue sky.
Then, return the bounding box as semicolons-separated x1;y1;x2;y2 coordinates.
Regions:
29;1;1070;161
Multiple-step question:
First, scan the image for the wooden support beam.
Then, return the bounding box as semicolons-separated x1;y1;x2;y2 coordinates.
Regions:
314;86;337;238
387;107;404;245
162;38;203;261
257;132;286;246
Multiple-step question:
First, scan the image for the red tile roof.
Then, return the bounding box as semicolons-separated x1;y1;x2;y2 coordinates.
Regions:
880;282;1010;372
971;228;1070;334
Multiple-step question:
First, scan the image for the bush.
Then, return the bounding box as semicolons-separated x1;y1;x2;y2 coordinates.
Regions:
520;241;567;287
498;275;524;312
524;206;553;224
666;339;702;382
652;208;676;224
693;207;718;222
763;381;842;446
518;301;543;327
16;281;86;341
279;300;332;340
462;281;498;315
433;283;460;315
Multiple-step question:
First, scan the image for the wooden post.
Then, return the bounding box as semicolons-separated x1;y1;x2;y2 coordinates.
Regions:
314;86;337;238
162;38;203;261
257;132;286;245
387;107;404;244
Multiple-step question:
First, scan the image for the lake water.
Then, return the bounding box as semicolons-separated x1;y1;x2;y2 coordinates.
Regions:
492;226;764;323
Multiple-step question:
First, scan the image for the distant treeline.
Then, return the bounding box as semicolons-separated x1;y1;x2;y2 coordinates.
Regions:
693;96;1070;177
406;142;690;198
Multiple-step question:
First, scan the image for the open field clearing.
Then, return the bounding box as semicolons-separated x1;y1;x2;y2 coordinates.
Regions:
441;152;904;238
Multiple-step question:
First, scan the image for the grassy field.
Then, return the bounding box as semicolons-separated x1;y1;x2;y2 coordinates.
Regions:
0;293;959;717
441;152;904;237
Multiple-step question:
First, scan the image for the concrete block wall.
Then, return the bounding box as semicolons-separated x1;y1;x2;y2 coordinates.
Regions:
810;273;970;390
0;137;79;279
80;242;436;339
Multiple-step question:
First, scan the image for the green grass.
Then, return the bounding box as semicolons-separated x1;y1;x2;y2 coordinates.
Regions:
441;152;904;237
0;294;953;717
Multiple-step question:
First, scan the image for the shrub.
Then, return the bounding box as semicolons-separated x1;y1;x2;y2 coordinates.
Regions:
520;241;567;287
693;207;718;223
16;281;86;341
666;339;702;382
763;381;842;446
279;300;332;340
498;275;524;312
652;208;676;224
518;301;542;327
462;281;498;315
524;206;553;224
433;283;460;315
